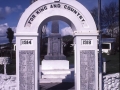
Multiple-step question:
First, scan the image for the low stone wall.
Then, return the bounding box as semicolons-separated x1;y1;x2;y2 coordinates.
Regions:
0;73;119;90
0;74;16;90
103;73;120;90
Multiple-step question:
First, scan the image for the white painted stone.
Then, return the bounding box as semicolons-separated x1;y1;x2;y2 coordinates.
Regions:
15;0;98;90
42;74;71;79
42;69;71;74
16;0;97;33
115;82;120;87
41;60;69;70
41;60;71;80
108;80;112;85
40;78;63;83
40;78;74;83
108;85;112;90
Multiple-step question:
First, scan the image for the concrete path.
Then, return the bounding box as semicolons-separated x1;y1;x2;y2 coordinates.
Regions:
40;82;75;90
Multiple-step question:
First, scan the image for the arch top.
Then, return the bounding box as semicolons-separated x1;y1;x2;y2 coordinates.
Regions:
16;0;97;33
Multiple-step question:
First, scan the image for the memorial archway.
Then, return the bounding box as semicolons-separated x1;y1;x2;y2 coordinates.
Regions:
15;0;98;90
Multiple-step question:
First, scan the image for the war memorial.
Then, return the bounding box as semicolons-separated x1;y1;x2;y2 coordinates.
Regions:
15;0;99;90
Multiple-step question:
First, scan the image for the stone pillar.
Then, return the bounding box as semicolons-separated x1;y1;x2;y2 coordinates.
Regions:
74;31;99;90
15;33;39;90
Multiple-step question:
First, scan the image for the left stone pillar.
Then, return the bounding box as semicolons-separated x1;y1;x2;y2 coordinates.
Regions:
15;33;39;90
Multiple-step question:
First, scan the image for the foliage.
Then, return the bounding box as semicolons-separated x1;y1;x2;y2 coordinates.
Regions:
101;34;111;38
62;35;73;42
90;1;119;37
63;40;73;56
6;28;14;44
62;35;74;56
102;52;120;74
102;2;118;37
6;28;14;60
90;7;98;28
114;32;119;52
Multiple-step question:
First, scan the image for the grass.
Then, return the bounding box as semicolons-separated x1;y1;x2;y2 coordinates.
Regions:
102;52;119;74
66;53;74;64
0;52;119;75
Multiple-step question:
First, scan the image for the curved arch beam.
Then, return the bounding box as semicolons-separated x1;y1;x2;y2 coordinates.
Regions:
16;0;97;33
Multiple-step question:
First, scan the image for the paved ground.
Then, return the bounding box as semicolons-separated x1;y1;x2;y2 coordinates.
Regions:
40;83;75;90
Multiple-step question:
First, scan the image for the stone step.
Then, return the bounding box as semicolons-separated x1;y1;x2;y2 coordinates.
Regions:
40;78;74;83
40;78;63;83
41;69;71;74
42;74;72;79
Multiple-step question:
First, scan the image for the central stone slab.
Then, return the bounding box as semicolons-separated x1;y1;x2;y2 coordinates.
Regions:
44;20;66;60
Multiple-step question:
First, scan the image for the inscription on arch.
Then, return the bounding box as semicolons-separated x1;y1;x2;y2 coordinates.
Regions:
25;2;88;28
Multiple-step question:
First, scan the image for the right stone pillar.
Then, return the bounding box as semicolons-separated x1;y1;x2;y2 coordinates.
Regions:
74;30;99;90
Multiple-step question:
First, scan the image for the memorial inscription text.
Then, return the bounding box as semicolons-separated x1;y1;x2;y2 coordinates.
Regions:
80;50;95;90
19;50;35;90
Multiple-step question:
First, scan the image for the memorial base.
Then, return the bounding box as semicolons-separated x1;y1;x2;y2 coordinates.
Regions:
41;60;71;80
44;55;66;60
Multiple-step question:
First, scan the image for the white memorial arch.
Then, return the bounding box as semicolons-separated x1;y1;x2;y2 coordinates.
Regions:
15;0;99;90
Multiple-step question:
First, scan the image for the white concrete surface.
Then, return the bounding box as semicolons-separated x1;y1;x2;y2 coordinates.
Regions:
42;60;69;70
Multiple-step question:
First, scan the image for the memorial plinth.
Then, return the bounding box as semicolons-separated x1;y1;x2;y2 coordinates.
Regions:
41;21;70;80
44;20;66;60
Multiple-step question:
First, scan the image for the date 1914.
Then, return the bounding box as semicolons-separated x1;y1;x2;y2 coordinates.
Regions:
21;39;33;45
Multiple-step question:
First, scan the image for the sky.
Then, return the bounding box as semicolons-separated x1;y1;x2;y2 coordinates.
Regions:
0;0;118;44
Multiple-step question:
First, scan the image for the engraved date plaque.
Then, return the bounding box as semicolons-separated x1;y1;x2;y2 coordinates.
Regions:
80;50;95;90
19;50;35;90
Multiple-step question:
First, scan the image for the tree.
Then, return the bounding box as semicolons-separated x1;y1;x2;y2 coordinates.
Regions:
115;32;119;52
90;7;99;29
102;2;118;37
62;35;74;56
63;40;73;56
6;28;14;44
6;28;14;60
90;1;119;37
